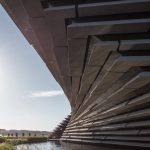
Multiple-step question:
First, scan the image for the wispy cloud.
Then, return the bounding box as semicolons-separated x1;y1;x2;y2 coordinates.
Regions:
29;90;64;98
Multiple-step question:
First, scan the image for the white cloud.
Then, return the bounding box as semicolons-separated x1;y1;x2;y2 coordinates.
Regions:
29;90;64;98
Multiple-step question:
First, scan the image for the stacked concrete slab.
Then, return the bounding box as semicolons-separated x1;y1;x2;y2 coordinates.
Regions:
1;0;150;149
51;115;71;139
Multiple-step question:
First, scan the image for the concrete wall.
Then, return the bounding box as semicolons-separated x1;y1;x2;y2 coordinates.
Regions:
1;0;150;149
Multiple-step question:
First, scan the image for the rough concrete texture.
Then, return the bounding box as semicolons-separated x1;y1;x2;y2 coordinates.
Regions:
1;0;150;149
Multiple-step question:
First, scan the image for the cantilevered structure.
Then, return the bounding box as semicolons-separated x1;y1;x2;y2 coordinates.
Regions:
51;115;70;139
1;0;150;149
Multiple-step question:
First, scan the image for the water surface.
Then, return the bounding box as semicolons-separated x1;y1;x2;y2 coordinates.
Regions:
16;141;63;150
16;141;120;150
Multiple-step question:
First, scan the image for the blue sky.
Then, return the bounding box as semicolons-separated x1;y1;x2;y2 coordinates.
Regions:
0;5;71;131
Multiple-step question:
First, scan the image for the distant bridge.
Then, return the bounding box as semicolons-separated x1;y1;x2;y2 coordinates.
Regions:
1;0;150;149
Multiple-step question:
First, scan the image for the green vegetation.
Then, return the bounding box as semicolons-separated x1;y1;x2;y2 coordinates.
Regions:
0;137;14;150
0;136;48;149
26;136;48;142
7;136;47;140
6;136;48;144
0;143;14;150
0;137;5;143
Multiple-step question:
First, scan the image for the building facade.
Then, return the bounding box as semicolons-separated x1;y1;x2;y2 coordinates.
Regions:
2;130;51;137
1;0;150;149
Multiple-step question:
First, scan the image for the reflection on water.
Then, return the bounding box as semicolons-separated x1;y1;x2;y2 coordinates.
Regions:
16;141;121;150
16;141;64;150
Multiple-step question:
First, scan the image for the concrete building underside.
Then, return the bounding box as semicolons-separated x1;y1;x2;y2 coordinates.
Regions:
1;0;150;149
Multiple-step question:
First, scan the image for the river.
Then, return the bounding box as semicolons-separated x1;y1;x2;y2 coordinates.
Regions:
15;141;118;150
15;141;64;150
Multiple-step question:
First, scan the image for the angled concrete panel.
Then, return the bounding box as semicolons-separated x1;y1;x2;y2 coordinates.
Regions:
54;46;70;76
20;0;44;17
119;39;150;51
67;18;150;38
44;5;75;46
88;36;119;66
78;0;150;17
68;38;87;76
107;56;150;72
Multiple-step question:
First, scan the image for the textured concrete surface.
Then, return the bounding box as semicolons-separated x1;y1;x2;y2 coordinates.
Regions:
1;0;150;149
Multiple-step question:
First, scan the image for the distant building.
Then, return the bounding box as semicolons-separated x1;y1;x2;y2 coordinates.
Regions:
2;130;52;137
